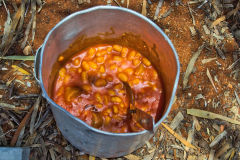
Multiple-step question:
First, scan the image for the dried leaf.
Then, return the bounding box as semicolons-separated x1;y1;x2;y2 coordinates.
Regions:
0;10;11;50
0;56;35;61
142;0;147;16
161;123;197;150
170;111;184;130
154;0;164;20
183;44;205;89
30;96;41;135
206;68;217;93
10;105;34;146
208;149;215;160
209;130;227;147
11;65;30;75
187;109;240;125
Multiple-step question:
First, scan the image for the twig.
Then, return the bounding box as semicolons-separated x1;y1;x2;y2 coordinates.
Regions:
10;105;34;146
227;58;240;70
234;91;240;106
208;149;215;160
127;0;129;8
113;0;121;7
0;56;35;61
187;109;240;125
206;68;217;93
187;2;196;25
211;16;226;28
31;0;37;43
0;126;7;145
30;96;41;135
11;65;30;75
161;123;197;150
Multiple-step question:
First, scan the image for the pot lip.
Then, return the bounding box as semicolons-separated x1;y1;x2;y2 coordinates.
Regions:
39;6;180;136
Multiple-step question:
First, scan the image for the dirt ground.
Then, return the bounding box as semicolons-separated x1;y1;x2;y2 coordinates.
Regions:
0;0;239;159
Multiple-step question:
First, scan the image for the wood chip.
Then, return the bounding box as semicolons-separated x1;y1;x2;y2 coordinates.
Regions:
203;25;210;35
161;123;197;150
154;0;164;20
125;154;141;160
193;116;201;132
30;96;41;135
189;26;196;36
184;126;195;159
227;58;240;70
170;111;184;130
215;46;226;59
209;130;227;147
215;142;232;158
183;44;204;89
187;109;240;125
211;16;226;28
141;0;147;16
143;151;155;160
201;57;217;64
49;148;56;160
208;149;215;160
206;68;218;93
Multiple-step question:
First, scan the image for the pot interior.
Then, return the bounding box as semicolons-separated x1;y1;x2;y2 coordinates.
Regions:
40;7;179;125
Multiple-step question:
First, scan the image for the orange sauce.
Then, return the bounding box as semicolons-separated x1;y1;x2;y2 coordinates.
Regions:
53;44;163;133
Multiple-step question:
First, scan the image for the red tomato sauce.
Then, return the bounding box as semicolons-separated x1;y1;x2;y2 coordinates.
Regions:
52;44;163;133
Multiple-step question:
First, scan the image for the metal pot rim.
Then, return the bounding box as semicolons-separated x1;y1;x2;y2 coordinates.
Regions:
39;6;180;136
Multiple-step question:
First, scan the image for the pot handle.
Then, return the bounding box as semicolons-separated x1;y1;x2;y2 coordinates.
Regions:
34;46;42;84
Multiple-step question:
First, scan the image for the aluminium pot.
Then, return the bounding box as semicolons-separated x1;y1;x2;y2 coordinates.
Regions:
34;6;180;158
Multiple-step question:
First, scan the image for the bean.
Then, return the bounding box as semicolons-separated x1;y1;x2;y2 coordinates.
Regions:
127;50;136;60
81;72;88;83
82;84;91;92
118;90;125;94
104;116;111;125
58;56;64;62
57;87;64;97
114;83;122;90
133;59;141;66
103;108;112;116
142;57;151;66
117;67;123;72
135;64;144;76
89;61;98;69
99;65;105;73
107;46;113;53
65;87;79;102
106;76;113;82
125;68;134;75
113;44;122;52
96;50;107;57
82;61;90;71
118;73;128;82
120;103;125;108
91;112;103;128
64;75;70;84
135;52;142;58
121;47;128;57
88;48;96;58
78;68;82;73
113;56;122;61
94;78;107;87
132;78;140;85
95;104;103;109
59;68;66;78
111;96;122;103
110;64;117;71
96;56;105;63
95;93;103;103
73;58;80;66
153;70;158;79
103;95;109;105
108;89;115;96
112;105;119;114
